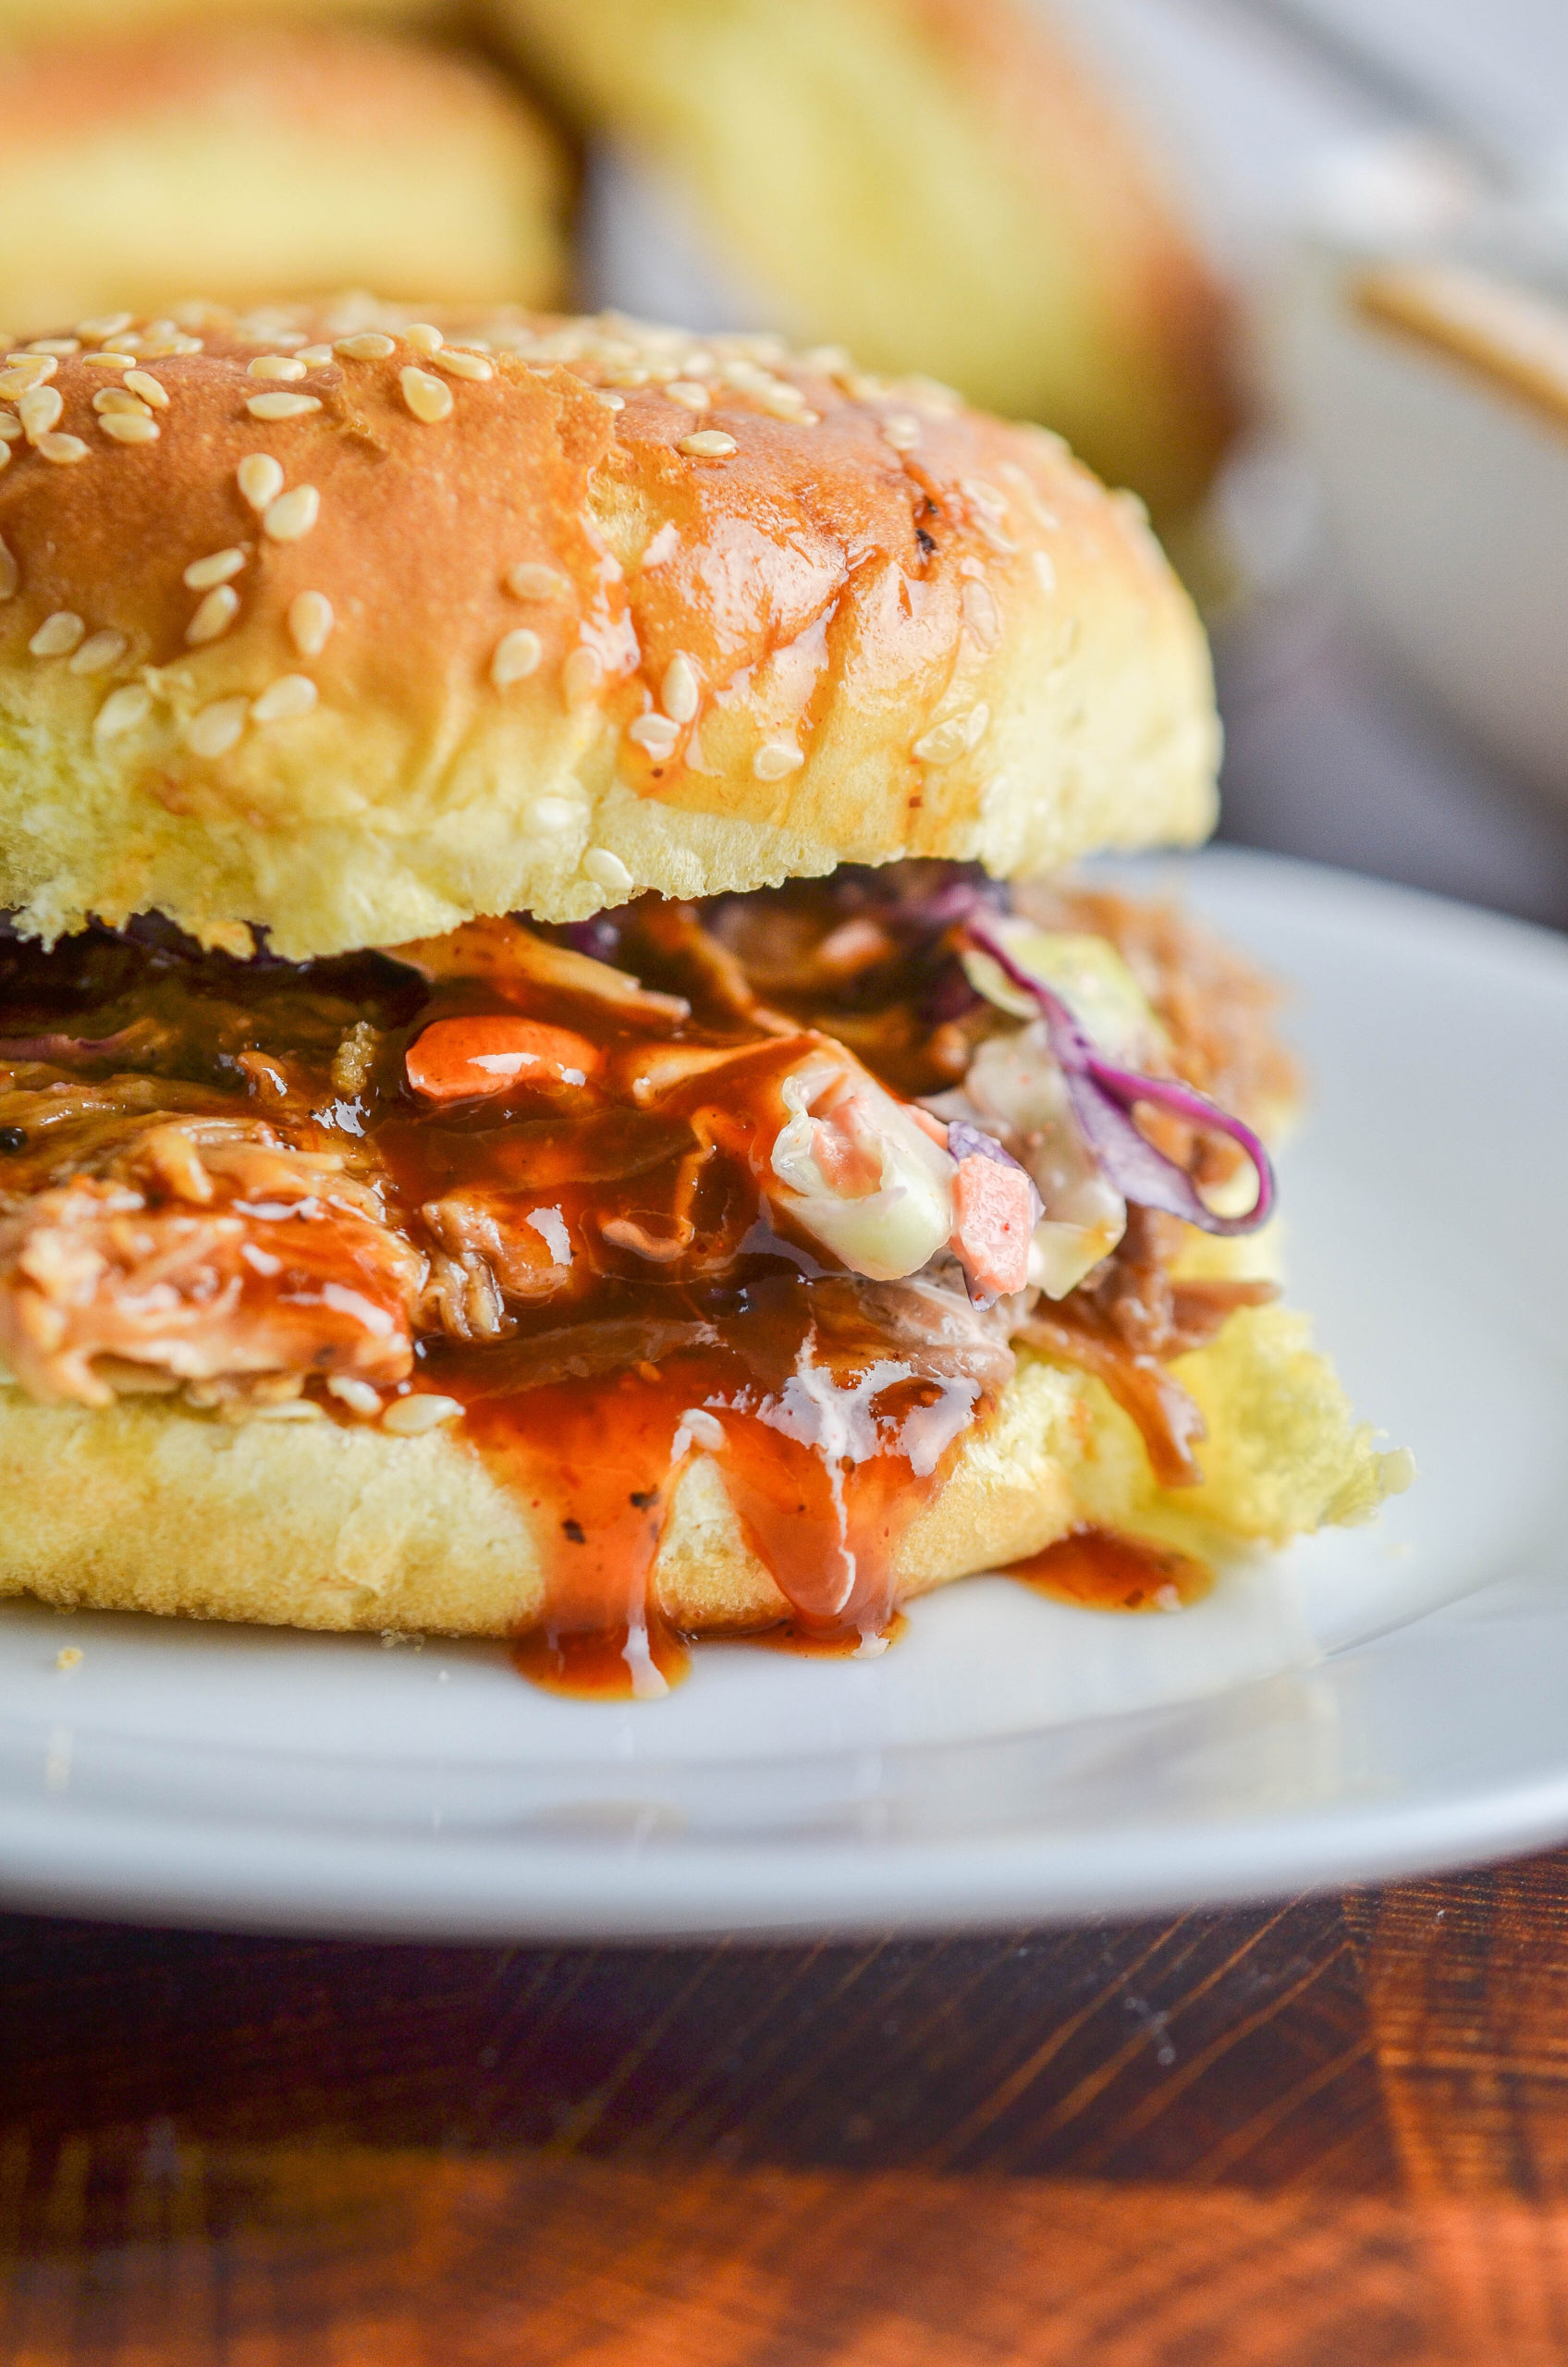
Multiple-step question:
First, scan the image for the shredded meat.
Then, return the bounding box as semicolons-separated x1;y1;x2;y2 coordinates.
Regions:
0;874;1291;1480
0;1134;423;1407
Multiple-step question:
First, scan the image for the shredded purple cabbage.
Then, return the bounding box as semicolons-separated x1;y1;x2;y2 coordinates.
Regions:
962;916;1275;1236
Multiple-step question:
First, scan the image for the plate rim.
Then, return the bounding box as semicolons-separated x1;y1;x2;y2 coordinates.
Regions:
5;845;1567;1940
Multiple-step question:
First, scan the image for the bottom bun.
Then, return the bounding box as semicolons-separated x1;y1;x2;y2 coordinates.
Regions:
0;1306;1403;1637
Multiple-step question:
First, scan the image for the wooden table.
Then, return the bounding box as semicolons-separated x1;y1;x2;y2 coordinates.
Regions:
3;1850;1566;2364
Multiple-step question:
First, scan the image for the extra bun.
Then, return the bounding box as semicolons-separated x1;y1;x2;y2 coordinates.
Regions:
0;30;568;342
0;1307;1400;1637
488;0;1240;519
0;301;1218;962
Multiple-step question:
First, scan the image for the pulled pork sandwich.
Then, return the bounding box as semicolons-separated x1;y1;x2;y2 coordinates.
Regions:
0;301;1404;1679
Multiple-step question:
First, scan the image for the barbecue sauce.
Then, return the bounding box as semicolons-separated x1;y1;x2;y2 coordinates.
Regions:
1004;1526;1211;1613
0;900;1231;1691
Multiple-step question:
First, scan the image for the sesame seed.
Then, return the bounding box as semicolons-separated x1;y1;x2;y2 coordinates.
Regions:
527;793;584;834
660;652;700;723
595;391;626;411
186;697;249;758
561;645;603;705
0;445;9;472
30;612;84;658
431;350;493;381
288;591;334;658
251;674;317;725
92;388;147;415
961;577;999;646
583;847;633;893
249;355;307;383
187;584;239;645
295;345;334;366
678;430;737;458
123;371;168;410
0;415;19;441
327;1375;381;1417
1033;549;1057;595
402;324;444;356
237;454;284;511
246;392;321;422
492;628;543;687
974;515;1018;555
18;386;62;441
184;547;246;591
0;357;55;397
961;476;1007;516
758;382;810;418
753;741;804;780
507;561;567;600
0;538;15;600
664;380;711;411
94;683;151;741
335;333;396;361
68;630;127;676
80;351;135;373
381;1392;464;1435
399;367;452;424
38;432;87;462
883;413;922;450
627;712;680;757
27;339;78;358
262;484;320;543
98;413;159;446
913;711;984;765
76;312;134;341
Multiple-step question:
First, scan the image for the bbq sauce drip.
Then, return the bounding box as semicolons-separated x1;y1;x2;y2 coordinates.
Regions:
0;916;995;1675
1005;1527;1211;1613
433;1280;983;1680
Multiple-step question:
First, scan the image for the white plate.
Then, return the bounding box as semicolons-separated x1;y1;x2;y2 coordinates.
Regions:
5;848;1567;1940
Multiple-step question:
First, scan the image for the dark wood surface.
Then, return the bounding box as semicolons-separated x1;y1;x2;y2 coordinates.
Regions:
5;1852;1568;2363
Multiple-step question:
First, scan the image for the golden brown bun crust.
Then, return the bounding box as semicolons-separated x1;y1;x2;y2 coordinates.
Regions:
0;0;443;37
0;1365;1083;1637
0;30;569;341
0;303;1218;961
488;0;1240;517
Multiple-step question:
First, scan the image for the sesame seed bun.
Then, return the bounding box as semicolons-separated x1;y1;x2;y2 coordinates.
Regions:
487;0;1240;520
0;1304;1399;1637
0;301;1218;963
0;27;569;343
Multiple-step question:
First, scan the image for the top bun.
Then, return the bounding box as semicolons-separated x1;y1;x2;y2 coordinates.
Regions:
0;300;1219;962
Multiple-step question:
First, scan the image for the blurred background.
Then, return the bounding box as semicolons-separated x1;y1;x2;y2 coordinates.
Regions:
5;0;1568;923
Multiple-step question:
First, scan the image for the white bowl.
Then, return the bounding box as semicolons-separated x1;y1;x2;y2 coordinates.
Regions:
1277;203;1568;804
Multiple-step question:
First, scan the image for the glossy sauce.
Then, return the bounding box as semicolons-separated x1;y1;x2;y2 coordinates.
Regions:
0;903;1215;1691
1005;1526;1211;1613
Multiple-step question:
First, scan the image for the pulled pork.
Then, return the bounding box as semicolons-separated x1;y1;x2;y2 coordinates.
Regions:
0;868;1289;1478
